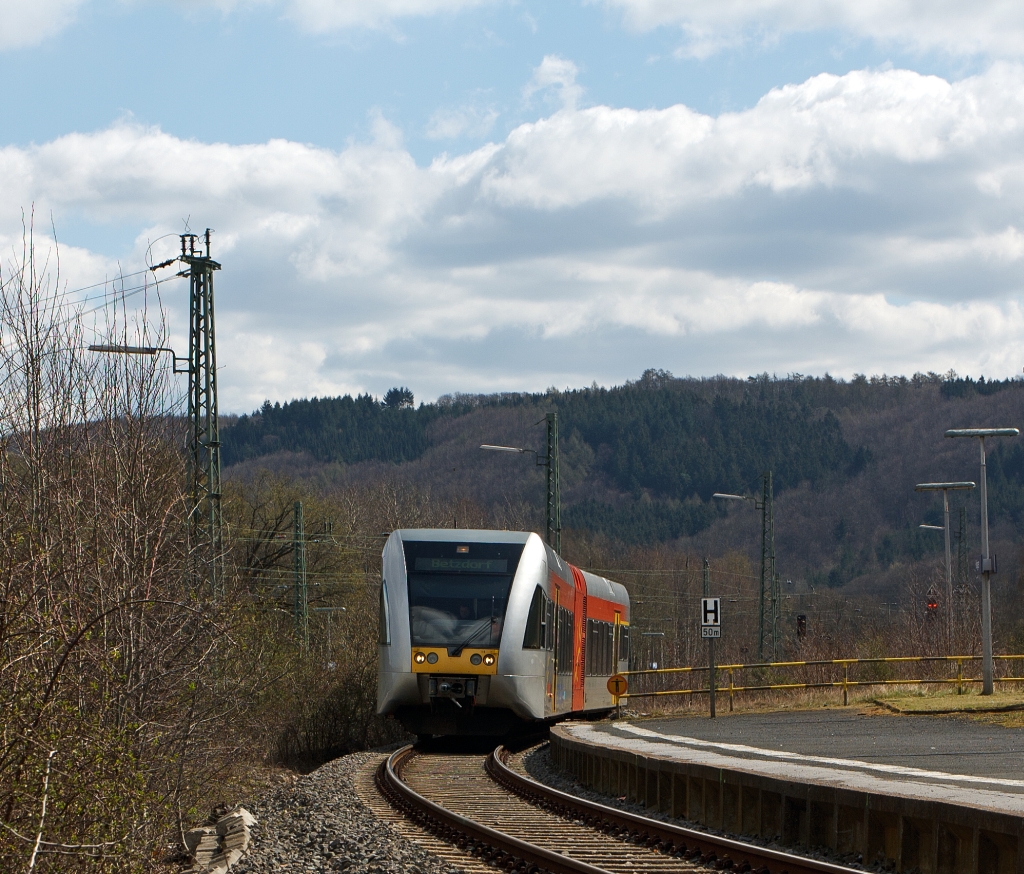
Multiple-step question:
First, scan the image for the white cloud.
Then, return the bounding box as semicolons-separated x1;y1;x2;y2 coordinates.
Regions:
283;0;493;32
479;65;1024;212
5;64;1024;406
0;0;85;50
524;55;584;111
11;0;1023;57
0;0;498;51
600;0;1024;58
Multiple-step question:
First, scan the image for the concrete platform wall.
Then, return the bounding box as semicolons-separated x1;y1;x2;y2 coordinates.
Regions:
550;725;1023;874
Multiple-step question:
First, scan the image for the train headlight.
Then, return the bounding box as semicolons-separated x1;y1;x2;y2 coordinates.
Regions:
414;652;426;664
483;653;496;666
426;652;438;664
470;654;482;666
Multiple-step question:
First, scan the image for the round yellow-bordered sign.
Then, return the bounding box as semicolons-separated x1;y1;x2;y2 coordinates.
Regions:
607;674;628;697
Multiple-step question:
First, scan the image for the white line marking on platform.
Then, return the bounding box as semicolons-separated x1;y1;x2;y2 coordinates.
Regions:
566;723;1024;815
611;723;1024;790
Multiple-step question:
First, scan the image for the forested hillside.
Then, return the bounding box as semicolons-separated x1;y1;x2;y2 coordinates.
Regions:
221;369;1024;598
224;371;863;536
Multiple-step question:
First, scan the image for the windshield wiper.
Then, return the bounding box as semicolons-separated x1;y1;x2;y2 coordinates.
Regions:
450;596;497;657
449;621;490;657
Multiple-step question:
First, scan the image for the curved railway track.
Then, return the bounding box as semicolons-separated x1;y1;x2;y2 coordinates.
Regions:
376;743;861;874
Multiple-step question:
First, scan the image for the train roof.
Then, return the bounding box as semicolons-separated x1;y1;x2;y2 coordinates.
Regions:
390;529;629;610
394;529;533;544
578;568;629;605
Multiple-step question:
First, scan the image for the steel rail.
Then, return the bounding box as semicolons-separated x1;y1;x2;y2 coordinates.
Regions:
380;742;862;874
486;745;861;874
377;744;610;874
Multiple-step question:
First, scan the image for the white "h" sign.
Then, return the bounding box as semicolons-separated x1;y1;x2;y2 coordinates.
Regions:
701;598;721;627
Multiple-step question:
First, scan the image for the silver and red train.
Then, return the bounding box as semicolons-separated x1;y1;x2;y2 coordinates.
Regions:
377;529;631;737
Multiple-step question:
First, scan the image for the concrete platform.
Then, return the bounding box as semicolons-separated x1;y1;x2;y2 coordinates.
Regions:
550;710;1024;874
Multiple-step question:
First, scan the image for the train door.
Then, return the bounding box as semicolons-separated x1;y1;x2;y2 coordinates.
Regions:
550;573;574;714
548;587;558;714
570;566;587;711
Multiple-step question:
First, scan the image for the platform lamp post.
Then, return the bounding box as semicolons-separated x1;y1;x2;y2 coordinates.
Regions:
480;412;560;552
915;482;975;653
713;471;776;663
88;344;189;372
944;428;1019;695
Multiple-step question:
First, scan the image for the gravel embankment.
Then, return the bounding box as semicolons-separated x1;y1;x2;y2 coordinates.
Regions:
231;751;464;874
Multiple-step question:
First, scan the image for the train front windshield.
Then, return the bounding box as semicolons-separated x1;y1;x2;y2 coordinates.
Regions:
404;541;525;650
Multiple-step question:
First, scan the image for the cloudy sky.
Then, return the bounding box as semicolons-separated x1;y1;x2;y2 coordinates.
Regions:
2;1;1023;412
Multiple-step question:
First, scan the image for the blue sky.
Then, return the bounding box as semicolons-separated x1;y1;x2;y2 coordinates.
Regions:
2;1;1023;411
2;2;980;158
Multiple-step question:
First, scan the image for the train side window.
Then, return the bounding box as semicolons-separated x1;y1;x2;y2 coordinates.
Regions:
523;586;545;649
379;580;391;646
556;607;573;674
590;621;612;676
604;622;614;674
585;620;594;675
618;625;630;663
565;609;574;673
544;599;554;650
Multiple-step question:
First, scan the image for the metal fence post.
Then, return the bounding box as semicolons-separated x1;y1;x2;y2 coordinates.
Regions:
843;663;849;706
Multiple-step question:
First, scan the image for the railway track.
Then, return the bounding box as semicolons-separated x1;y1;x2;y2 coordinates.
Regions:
376;742;861;874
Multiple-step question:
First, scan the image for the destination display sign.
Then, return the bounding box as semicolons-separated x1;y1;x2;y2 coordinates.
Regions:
414;557;508;573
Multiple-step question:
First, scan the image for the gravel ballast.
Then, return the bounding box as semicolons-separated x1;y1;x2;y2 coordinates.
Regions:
231;751;464;874
229;733;872;873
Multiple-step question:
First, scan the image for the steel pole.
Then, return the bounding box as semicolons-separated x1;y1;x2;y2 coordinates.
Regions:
709;637;716;719
942;489;953;652
545;412;561;553
979;438;993;695
758;472;774;663
182;231;222;598
704;558;714;718
294;500;308;649
758;477;767;663
944;428;1017;692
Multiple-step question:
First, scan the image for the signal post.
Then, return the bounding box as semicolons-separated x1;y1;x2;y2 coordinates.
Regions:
701;557;721;718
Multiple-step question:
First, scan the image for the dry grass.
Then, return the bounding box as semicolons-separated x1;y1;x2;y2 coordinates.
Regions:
624;683;1024;723
869;687;1024;728
623;685;875;719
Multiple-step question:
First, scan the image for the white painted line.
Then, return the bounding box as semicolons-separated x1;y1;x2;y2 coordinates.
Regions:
611;723;1024;790
566;724;1024;815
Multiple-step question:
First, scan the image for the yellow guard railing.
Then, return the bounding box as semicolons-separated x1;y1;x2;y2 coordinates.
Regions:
622;655;1024;707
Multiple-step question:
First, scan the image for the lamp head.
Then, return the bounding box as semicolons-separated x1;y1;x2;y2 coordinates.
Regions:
945;428;1019;438
89;344;159;356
